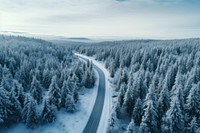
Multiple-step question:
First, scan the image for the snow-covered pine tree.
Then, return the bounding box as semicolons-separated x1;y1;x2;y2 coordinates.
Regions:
6;89;22;125
42;68;52;89
48;75;61;109
185;83;200;125
72;82;79;103
157;76;170;129
170;69;184;110
187;117;198;133
22;95;30;123
30;76;43;104
17;83;25;108
132;98;143;126
162;97;184;133
140;84;158;133
0;86;12;126
60;79;69;108
41;98;56;124
118;83;126;107
25;97;38;128
65;94;75;113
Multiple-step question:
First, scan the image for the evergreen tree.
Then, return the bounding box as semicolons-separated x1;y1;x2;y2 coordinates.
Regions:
84;70;91;88
184;73;194;101
26;97;38;128
17;84;25;108
0;86;12;126
60;79;69;108
187;117;198;133
22;95;30;123
65;94;75;113
6;89;22;125
157;76;170;129
30;76;43;104
132;98;142;126
140;84;158;133
170;70;184;110
73;82;79;103
41;98;56;124
185;83;200;124
48;76;61;109
162;97;184;133
118;83;126;107
140;100;158;133
42;68;52;89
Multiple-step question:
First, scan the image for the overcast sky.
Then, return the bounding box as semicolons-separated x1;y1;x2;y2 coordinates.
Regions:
0;0;200;39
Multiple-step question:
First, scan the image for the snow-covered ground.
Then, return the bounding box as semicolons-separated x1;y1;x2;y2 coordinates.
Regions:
75;53;112;133
0;70;99;133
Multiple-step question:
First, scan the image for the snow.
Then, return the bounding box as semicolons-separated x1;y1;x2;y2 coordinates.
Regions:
0;70;99;133
74;53;112;133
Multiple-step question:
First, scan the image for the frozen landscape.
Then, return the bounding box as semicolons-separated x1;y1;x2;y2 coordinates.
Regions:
1;0;200;133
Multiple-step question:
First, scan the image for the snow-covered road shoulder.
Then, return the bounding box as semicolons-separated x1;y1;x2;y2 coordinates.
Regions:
75;53;112;133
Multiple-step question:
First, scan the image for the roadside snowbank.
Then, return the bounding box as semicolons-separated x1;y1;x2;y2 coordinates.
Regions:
0;70;99;133
75;53;112;133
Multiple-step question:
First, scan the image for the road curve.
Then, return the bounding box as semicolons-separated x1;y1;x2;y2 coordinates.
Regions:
77;56;106;133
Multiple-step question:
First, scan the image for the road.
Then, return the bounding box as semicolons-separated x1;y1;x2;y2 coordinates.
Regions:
77;56;106;133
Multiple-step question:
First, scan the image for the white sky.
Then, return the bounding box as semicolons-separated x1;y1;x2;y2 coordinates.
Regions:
0;0;200;39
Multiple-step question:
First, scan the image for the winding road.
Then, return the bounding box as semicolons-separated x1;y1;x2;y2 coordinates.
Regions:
77;55;106;133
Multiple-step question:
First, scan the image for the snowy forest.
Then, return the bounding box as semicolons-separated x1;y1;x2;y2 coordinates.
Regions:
0;35;96;128
77;39;200;133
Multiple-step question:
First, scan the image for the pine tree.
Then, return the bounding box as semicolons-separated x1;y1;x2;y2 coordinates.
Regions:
60;79;69;108
162;97;184;133
22;95;30;123
184;73;194;101
170;70;184;110
185;83;200;124
48;76;61;109
30;76;43;104
118;83;126;107
187;117;198;133
157;77;170;129
26;97;38;128
6;89;22;125
132;98;142;126
42;68;52;89
140;85;158;133
65;94;75;113
17;84;25;108
84;70;91;88
0;86;12;126
73;82;79;103
140;100;158;133
41;98;56;124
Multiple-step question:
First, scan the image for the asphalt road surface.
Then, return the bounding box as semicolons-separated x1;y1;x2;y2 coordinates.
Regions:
78;56;106;133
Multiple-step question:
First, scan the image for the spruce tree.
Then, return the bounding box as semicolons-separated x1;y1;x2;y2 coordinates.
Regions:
60;79;69;108
162;97;184;133
132;98;142;126
0;86;12;126
140;85;158;133
30;76;43;104
73;82;79;103
65;94;75;113
41;98;56;124
26;97;38;128
48;76;61;109
185;83;200;124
